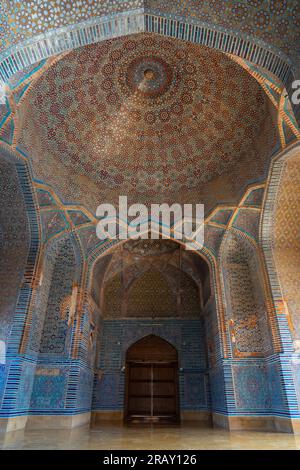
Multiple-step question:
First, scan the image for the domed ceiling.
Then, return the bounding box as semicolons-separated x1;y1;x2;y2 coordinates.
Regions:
17;33;278;212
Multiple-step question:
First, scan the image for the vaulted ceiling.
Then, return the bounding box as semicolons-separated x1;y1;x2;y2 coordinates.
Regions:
17;33;277;212
91;238;211;318
0;1;299;216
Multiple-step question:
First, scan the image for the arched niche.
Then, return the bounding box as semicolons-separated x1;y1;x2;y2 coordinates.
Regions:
220;230;273;357
27;234;85;418
28;234;82;357
87;239;212;319
88;238;224;425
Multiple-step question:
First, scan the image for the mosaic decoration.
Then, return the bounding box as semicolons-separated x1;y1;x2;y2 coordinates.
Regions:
30;371;67;410
145;0;300;60
75;366;94;410
39;238;76;355
221;231;273;356
41;209;67;242
243;188;264;207
68;210;91;227
260;142;300;428
5;60;47;92
233;364;270;411
267;361;286;413
232;209;261;242
103;274;122;318
209;367;227;412
204;302;219;368
16;362;36;410
123;238;178;255
0;0;144;53
0;2;298;78
0;4;300;430
203;225;225;257
0;170;298;424
36;188;56;207
0;155;30;344
100;239;207;319
104;267;201;318
26;241;59;355
292;363;300;408
93;319;209;412
17;34;277;212
210;209;234;227
260;145;297;352
272;149;300;342
0;2;298;125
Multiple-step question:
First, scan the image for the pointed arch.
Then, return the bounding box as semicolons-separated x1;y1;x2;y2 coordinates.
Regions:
220;229;273;357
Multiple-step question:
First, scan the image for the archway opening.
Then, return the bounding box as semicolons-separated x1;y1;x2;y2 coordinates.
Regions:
125;335;179;424
90;238;217;427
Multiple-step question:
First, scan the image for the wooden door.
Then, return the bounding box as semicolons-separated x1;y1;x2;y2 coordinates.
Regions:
125;336;180;423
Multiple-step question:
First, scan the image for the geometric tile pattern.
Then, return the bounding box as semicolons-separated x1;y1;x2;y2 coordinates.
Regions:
0;3;299;426
146;0;300;60
104;269;198;318
101;240;206;318
93;319;209;412
0;152;299;422
233;365;270;411
17;34;277;212
1;1;299;61
30;370;68;410
0;2;298;125
39;239;75;355
221;231;272;356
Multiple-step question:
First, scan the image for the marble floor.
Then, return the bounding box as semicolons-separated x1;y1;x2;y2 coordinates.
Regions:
1;423;300;450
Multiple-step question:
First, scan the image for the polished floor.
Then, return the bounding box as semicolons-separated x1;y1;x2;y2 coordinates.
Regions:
1;423;300;450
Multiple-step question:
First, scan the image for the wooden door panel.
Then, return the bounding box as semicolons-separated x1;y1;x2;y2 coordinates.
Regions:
125;336;179;423
126;362;179;422
129;365;150;381
128;396;151;415
129;382;151;396
153;381;175;396
154;397;177;415
153;366;175;381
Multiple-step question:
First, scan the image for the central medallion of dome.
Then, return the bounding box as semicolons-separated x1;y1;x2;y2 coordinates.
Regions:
126;56;173;98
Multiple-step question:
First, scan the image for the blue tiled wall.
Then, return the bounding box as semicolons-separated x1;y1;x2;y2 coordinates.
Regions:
92;319;210;412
